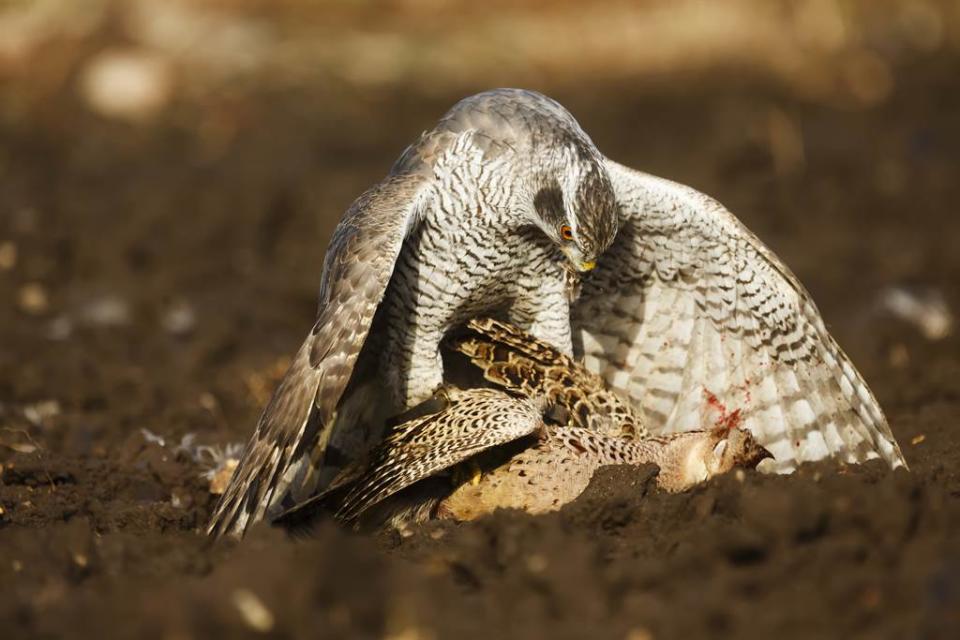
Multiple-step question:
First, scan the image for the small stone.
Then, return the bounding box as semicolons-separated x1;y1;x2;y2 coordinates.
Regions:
47;316;74;341
80;48;174;122
0;241;16;271
911;434;926;446
626;628;654;640
5;442;36;454
18;282;48;314
525;553;548;573
880;286;952;341
198;392;218;412
140;428;166;447
23;400;60;427
162;300;196;336
12;560;22;572
232;589;275;633
209;459;238;496
80;293;131;327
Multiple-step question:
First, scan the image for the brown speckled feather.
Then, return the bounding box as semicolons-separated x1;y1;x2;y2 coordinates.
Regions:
334;388;546;522
285;322;769;528
452;318;644;439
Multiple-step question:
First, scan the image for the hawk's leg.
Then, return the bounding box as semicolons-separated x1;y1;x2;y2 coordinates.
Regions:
387;327;446;410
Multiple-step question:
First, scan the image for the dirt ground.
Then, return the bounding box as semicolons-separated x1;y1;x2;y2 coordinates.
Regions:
2;9;960;639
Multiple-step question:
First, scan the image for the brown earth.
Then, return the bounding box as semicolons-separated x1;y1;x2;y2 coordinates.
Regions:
2;45;960;640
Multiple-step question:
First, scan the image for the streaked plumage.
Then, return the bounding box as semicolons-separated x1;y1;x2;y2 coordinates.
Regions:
210;88;905;539
572;163;905;472
275;320;771;529
209;89;620;537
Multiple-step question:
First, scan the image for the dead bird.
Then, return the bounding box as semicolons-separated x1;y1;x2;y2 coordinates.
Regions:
275;319;770;532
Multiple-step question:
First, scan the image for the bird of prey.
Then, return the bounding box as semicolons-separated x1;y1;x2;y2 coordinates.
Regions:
208;88;905;538
208;89;620;537
274;319;771;530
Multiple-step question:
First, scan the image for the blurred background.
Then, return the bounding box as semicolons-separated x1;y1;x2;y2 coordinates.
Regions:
1;2;959;637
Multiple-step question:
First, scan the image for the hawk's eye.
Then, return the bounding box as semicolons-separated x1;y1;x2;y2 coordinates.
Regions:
560;225;574;241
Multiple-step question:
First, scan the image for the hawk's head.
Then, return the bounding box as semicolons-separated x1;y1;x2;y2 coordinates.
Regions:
429;88;620;271
531;145;619;273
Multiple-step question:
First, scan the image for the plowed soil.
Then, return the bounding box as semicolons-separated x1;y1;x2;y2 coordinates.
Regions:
2;62;959;639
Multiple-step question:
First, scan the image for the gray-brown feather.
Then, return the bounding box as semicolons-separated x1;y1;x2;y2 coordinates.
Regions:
208;89;619;538
572;160;905;471
207;173;429;537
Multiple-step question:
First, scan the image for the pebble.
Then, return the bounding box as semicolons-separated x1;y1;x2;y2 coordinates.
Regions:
18;282;48;315
209;460;238;496
23;400;60;427
880;286;953;341
525;553;548;573
162;300;197;336
79;293;131;327
0;241;16;271
232;589;275;633
80;48;174;122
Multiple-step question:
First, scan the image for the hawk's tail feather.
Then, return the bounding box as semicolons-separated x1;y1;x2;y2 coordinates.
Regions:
207;339;324;539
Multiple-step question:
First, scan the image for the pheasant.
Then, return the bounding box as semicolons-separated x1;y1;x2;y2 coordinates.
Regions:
275;319;770;531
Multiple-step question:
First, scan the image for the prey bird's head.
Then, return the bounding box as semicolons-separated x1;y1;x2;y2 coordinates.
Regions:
425;88;620;272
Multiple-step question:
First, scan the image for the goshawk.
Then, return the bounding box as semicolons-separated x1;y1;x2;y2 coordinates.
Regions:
208;89;905;538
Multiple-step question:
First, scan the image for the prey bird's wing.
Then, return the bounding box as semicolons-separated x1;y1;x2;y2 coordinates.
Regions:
572;159;905;471
451;318;644;437
336;389;544;522
207;170;432;538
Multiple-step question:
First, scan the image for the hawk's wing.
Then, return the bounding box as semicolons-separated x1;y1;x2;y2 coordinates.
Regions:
208;170;431;538
572;159;905;471
335;388;545;522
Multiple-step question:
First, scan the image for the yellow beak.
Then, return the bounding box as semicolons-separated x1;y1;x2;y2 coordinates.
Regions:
579;260;596;272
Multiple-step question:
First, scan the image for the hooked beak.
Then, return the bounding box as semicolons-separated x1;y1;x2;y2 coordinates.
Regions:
561;246;597;273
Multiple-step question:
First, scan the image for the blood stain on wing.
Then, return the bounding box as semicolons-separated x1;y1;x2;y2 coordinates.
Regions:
703;389;744;432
